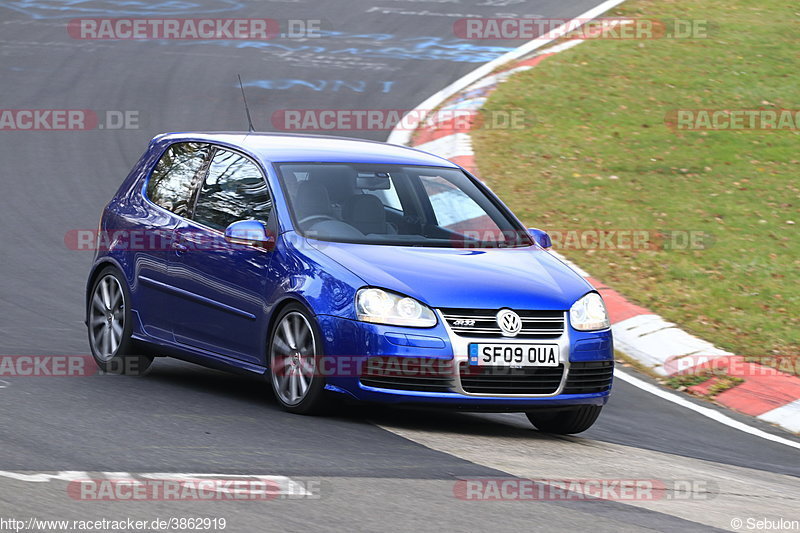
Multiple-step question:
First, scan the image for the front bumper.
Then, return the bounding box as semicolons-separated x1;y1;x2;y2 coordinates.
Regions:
316;312;613;410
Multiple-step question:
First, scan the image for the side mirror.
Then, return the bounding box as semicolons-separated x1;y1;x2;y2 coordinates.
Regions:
224;220;275;250
528;228;552;250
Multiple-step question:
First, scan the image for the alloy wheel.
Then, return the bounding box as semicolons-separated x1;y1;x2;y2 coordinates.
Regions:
270;311;317;406
88;274;125;361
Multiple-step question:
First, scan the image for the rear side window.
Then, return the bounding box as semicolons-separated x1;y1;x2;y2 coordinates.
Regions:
146;142;211;217
192;148;272;231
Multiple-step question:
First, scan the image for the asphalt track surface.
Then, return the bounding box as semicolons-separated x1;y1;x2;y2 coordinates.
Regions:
0;1;798;531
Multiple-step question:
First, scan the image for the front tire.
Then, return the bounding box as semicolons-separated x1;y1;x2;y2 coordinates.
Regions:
87;266;152;375
268;303;327;415
526;405;602;434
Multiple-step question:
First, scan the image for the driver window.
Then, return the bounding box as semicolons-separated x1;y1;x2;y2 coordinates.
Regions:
193;149;272;231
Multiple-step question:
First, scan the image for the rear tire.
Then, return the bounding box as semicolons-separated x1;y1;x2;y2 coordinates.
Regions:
87;266;152;375
526;405;602;434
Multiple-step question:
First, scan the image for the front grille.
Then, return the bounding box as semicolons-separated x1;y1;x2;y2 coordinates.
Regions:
440;308;565;339
360;357;453;393
563;361;614;394
459;363;565;395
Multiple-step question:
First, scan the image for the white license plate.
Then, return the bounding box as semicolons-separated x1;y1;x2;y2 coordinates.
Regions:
468;343;560;367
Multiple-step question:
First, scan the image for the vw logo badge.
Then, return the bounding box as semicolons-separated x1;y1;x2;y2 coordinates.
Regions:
496;309;522;337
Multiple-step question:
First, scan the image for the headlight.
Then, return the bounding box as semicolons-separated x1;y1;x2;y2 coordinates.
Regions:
355;288;437;328
570;292;610;331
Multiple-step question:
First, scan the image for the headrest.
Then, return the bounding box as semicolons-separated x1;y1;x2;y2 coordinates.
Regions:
342;194;387;235
294;181;333;221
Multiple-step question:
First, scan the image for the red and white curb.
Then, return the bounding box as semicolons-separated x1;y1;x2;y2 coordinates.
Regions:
388;11;800;435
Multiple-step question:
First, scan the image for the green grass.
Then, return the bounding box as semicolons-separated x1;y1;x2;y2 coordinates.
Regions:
665;372;745;398
665;373;713;389
473;0;799;367
707;375;745;396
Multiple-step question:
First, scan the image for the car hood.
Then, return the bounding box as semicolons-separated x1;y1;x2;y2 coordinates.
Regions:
309;240;593;310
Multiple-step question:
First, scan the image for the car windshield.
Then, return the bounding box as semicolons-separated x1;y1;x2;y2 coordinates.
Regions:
276;163;532;248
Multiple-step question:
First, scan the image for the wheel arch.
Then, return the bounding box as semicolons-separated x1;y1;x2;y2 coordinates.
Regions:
264;294;321;365
85;258;126;324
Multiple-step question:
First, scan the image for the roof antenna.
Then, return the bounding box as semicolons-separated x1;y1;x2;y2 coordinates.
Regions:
237;74;255;132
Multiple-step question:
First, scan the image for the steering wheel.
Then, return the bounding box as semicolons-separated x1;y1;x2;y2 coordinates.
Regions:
298;215;337;227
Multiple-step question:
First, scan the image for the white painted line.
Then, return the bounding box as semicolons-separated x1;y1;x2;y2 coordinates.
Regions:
614;369;800;449
535;38;587;56
0;471;312;496
386;0;629;146
0;471;88;482
758;400;800;434
140;473;312;496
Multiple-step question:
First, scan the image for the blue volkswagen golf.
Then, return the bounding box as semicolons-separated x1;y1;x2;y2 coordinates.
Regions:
86;132;613;434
